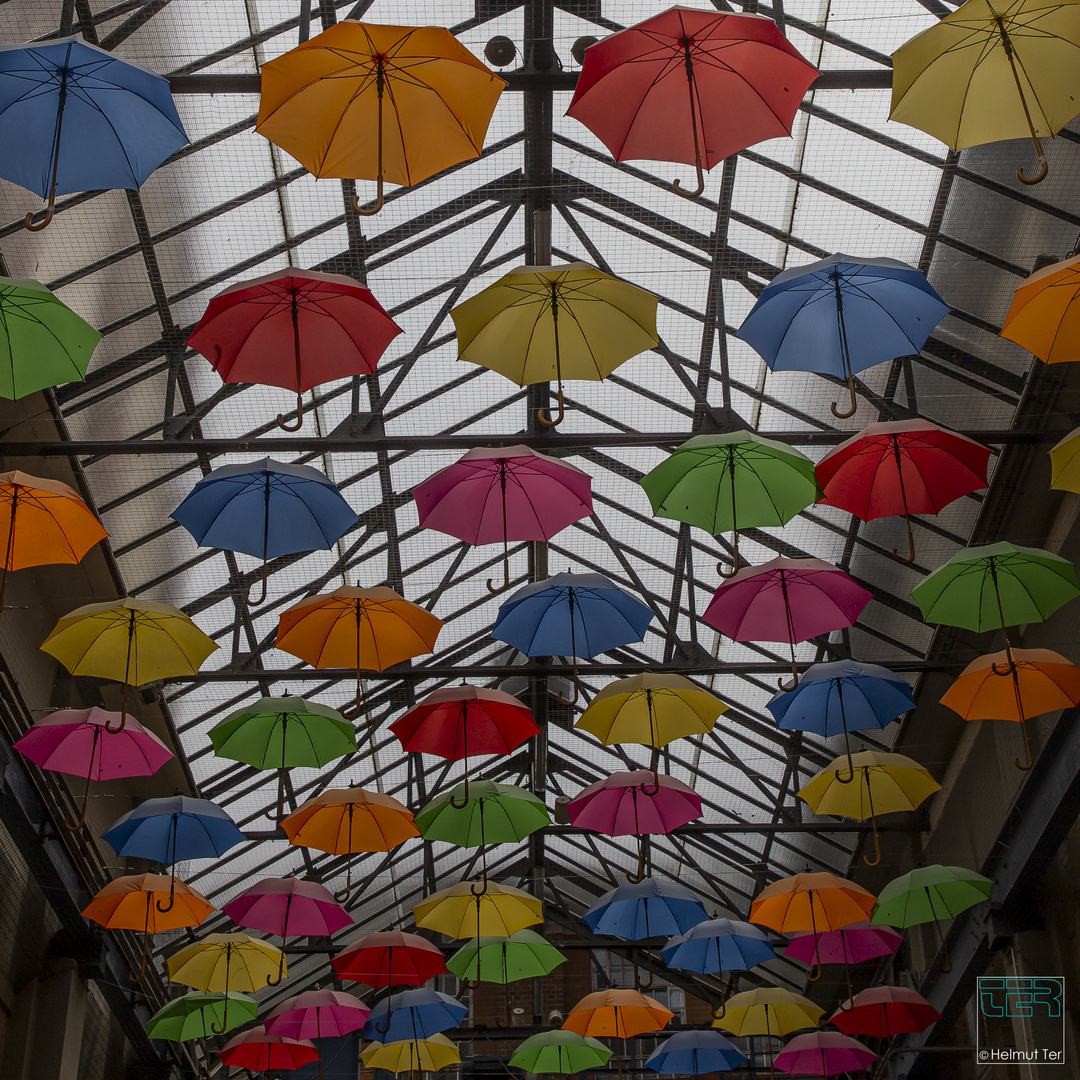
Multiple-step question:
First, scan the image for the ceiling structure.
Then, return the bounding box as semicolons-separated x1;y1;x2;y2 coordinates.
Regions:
4;0;1080;1071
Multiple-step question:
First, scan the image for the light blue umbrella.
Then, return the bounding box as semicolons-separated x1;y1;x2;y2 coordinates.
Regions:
661;918;774;975
360;988;468;1043
736;254;949;419
646;1030;747;1075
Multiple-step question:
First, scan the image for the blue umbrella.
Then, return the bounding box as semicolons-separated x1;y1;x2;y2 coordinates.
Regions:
736;254;949;419
0;37;188;230
645;1030;747;1075
361;988;468;1043
661;918;774;975
171;458;358;604
491;572;654;704
767;660;915;781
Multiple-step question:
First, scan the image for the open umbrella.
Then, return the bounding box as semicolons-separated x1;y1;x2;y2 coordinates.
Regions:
704;557;871;689
265;990;371;1080
640;432;820;576
13;706;173;831
0;37;187;229
1004;257;1080;365
712;987;824;1037
40;598;217;734
566;7;819;197
413;881;543;939
172;458;359;603
564;988;673;1080
829;986;941;1037
661;918;774;1013
1051;424;1080;491
413;445;593;592
361;987;468;1042
257;21;506;214
774;1031;875;1077
737;254;949;418
646;1030;747;1075
187;269;402;430
361;1033;461;1073
446;928;566;998
282;787;418;902
492;572;655;704
218;1026;318;1073
784;920;903;1001
146;991;257;1041
332;931;447;988
510;1031;612;1074
452;262;659;426
815;419;991;563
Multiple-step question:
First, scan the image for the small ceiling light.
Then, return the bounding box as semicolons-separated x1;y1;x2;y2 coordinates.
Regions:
571;36;599;67
485;36;517;68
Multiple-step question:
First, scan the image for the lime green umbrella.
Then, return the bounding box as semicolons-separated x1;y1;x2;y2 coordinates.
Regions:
509;1030;613;1074
209;695;357;820
639;432;820;577
0;277;100;399
446;929;566;987
147;991;257;1039
415;779;550;847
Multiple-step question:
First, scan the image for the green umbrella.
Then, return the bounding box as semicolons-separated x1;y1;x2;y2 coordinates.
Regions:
147;991;257;1040
446;928;566;988
509;1030;613;1074
209;695;357;820
415;779;550;847
0;277;100;399
639;432;820;577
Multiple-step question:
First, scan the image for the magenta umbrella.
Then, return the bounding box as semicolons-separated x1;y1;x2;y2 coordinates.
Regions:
567;770;702;883
412;444;593;593
265;989;370;1080
774;1031;876;1076
13;706;173;832
784;920;903;1001
703;557;871;690
222;878;353;985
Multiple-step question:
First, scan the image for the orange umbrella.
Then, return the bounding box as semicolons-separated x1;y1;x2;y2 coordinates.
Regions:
0;471;107;612
281;787;420;902
941;648;1080;771
276;586;443;717
564;989;673;1080
82;873;214;982
1000;254;1080;363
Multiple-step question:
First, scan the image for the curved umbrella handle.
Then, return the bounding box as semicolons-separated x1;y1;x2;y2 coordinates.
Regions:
354;89;386;216
557;667;580;707
333;853;353;904
862;815;882;868
210;997;229;1036
156;874;177;914
712;999;726;1021
831;375;858;420
106;682;131;734
892;513;916;565
470;876;490;897
486;550;511;594
537;384;566;428
777;667;798;693
449;774;471;811
717;530;740;578
246;559;269;606
1018;154;1049;185
24;192;56;232
625;841;647;884
266;949;285;987
353;177;385;216
672;156;705;200
1015;719;1034;772
276;392;304;432
340;673;364;719
990;658;1017;677
639;769;662;798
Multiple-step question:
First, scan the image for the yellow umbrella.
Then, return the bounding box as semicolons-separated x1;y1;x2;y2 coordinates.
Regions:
412;881;543;938
890;0;1080;185
256;22;506;215
40;597;218;733
1001;256;1080;364
361;1034;460;1073
452;262;659;426
797;751;941;868
712;987;823;1035
1051;425;1080;491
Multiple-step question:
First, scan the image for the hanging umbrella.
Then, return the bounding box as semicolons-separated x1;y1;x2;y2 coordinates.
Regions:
361;1033;461;1073
171;458;359;603
222;877;352;985
646;1030;748;1075
737;254;949;418
413;445;594;592
829;986;942;1037
13;706;173;831
712;987;823;1036
452;262;659;426
333;931;446;989
566;7;819;197
564;988;673;1080
940;648;1080;770
0;470;106;612
510;1031;612;1074
890;0;1080;184
639;432;820;576
102;795;245;913
1002;256;1080;364
413;881;543;939
282;787;418;902
82;873;213;982
147;991;257;1041
492;572;655;704
40;597;218;734
0;37;187;229
209;695;357;820
276;586;443;717
1050;424;1080;491
911;541;1080;676
257;21;506;214
218;1026;318;1072
815;419;991;563
703;557;871;689
575;673;727;790
797;751;941;867
774;1031;876;1077
784;920;903;1001
187;269;402;430
265;990;371;1080
446;928;566;991
661;918;774;1013
362;987;468;1042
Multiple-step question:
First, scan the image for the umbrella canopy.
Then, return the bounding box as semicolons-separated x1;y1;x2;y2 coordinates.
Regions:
413;445;593;592
331;931;447;988
585;879;707;940
0;37;187;228
871;865;993;927
257;21;506;212
102;795;244;865
413;881;543;938
1051;424;1080;492
218;1026;318;1072
661;918;775;974
452;261;659;426
568;772;702;842
168;932;285;991
815;419;990;563
563;988;674;1038
40;597;218;733
264;990;371;1039
774;1031;876;1076
750;873;877;936
361;988;468;1042
566;7;819;197
645;1030;748;1075
446;929;566;984
639;432;820;575
510;1030;612;1074
783;921;903;967
1002;256;1080;364
712;988;823;1036
737;254;949;418
829;986;942;1037
146;992;257;1041
416;779;550;848
361;1034;461;1073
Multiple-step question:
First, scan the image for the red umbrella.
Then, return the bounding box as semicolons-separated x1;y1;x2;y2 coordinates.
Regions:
829;986;941;1037
187;267;402;431
332;930;447;987
567;7;818;198
218;1025;318;1071
815;419;990;565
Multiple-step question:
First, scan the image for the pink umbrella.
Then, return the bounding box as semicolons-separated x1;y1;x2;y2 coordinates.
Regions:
703;557;871;690
13;707;174;831
222;877;353;985
568;770;702;883
784;920;903;1001
265;989;370;1079
412;445;593;593
774;1031;876;1076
